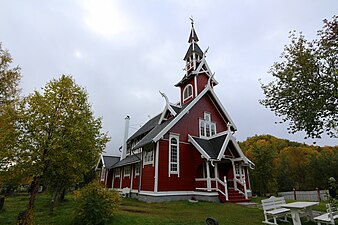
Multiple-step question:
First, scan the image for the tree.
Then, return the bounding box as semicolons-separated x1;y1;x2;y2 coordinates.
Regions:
260;15;338;139
0;43;22;192
16;75;109;224
0;43;21;106
243;139;278;195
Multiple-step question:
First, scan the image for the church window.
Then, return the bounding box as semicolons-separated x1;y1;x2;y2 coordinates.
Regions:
124;166;130;177
143;144;154;165
135;165;140;176
114;168;120;178
169;134;180;175
199;112;216;138
183;84;193;101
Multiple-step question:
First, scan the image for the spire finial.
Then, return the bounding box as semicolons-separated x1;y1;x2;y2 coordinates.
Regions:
190;16;194;26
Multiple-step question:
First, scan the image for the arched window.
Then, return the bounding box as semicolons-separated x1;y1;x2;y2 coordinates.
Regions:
169;134;179;175
183;84;193;101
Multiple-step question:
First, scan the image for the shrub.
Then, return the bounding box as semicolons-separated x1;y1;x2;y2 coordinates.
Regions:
73;180;120;225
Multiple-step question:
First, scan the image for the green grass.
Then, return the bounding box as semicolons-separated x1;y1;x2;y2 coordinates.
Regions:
0;194;329;225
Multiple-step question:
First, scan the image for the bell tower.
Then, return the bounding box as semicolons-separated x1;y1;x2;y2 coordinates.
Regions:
175;19;217;105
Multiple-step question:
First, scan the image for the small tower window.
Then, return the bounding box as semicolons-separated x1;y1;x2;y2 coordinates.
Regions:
183;84;193;101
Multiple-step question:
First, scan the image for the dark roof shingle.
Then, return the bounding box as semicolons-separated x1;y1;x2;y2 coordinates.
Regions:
191;134;228;159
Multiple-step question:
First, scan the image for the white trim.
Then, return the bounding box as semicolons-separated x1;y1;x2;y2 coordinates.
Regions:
114;168;120;178
168;134;180;176
188;134;211;160
143;146;154;166
124;165;131;178
119;168;122;189
194;75;198;97
154;86;209;142
138;190;218;197
154;141;159;193
130;166;134;189
135;164;140;176
216;132;231;160
183;84;193;102
100;168;106;181
95;155;104;171
208;87;237;131
153;84;237;143
158;103;178;125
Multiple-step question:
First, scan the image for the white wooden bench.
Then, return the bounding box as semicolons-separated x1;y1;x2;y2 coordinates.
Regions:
261;196;290;225
314;203;338;225
121;187;131;197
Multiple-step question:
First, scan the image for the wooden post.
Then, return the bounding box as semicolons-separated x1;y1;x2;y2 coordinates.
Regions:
206;161;211;192
316;188;321;201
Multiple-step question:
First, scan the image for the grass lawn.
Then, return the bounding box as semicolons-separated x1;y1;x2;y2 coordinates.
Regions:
0;194;327;225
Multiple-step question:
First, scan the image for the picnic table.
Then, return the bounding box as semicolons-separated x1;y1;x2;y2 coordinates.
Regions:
281;201;319;225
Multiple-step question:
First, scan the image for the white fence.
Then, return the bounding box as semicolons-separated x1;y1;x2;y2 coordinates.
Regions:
278;189;328;201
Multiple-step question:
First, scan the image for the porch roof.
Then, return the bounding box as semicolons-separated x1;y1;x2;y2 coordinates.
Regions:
188;132;254;168
112;153;141;168
190;134;227;159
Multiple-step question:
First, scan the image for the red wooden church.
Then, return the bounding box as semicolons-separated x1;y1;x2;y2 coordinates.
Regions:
97;21;254;203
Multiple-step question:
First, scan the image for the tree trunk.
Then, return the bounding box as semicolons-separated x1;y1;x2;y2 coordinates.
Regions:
19;176;40;225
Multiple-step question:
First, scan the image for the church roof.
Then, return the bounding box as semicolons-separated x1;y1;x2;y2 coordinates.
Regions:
112;153;141;168
183;43;203;61
96;155;120;170
188;24;199;43
127;113;162;142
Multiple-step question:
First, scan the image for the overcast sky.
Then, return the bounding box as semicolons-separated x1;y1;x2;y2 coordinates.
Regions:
1;0;337;155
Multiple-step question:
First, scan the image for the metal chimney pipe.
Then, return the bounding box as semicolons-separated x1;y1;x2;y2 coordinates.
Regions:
121;115;130;160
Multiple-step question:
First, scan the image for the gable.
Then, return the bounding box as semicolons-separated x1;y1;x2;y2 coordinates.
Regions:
133;83;236;150
167;92;230;142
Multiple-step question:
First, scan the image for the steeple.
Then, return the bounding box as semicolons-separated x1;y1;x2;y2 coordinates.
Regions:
183;18;203;64
188;18;199;43
176;19;217;106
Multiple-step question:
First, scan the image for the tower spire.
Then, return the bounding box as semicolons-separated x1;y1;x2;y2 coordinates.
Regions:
188;16;199;43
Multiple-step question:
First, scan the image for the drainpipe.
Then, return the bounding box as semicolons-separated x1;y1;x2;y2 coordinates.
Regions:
121;116;130;160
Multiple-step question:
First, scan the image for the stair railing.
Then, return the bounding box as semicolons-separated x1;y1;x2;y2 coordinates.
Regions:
215;176;228;201
234;177;248;199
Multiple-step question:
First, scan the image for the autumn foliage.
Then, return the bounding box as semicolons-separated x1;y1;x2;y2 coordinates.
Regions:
240;135;338;195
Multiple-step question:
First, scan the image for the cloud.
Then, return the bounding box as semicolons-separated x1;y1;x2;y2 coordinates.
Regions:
81;0;137;42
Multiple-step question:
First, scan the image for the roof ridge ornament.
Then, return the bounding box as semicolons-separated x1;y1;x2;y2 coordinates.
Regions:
203;46;209;58
207;72;215;88
159;90;169;105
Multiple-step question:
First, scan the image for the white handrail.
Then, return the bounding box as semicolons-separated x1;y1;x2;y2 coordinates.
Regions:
234;177;248;199
223;176;228;201
196;177;229;201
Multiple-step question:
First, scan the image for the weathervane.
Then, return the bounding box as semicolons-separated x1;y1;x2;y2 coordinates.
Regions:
189;16;194;26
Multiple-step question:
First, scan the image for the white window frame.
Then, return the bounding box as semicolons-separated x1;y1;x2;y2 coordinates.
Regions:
135;164;140;176
183;84;193;101
143;145;154;165
124;166;130;177
169;134;180;176
199;112;217;138
100;168;106;181
114;168;120;178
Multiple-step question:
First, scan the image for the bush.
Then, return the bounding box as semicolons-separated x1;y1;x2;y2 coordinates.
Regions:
73;180;120;225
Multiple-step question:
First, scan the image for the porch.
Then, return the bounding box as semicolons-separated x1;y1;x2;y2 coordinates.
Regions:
188;131;254;202
194;159;252;202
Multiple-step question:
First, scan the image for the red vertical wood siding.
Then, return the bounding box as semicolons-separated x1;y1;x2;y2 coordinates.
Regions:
156;94;230;192
141;164;155;191
196;74;209;94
